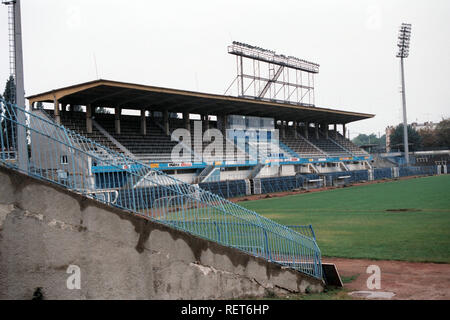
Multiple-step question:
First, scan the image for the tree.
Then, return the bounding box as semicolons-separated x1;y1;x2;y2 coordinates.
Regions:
435;118;450;148
3;75;16;104
417;118;449;150
1;76;17;151
379;134;386;147
389;124;422;152
352;133;370;146
352;133;385;146
418;127;438;149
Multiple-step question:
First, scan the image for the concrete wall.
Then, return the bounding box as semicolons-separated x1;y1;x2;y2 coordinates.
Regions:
0;166;323;300
170;172;197;184
259;165;280;178
318;163;345;173
219;168;252;181
346;162;367;171
280;165;296;176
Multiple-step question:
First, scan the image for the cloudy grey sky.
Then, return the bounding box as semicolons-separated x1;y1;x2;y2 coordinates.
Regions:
0;0;449;138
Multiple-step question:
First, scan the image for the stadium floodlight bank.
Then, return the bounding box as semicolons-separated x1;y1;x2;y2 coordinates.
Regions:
396;23;412;58
228;41;320;73
227;42;320;106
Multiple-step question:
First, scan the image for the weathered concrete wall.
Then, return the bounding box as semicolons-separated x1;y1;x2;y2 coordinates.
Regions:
0;166;323;300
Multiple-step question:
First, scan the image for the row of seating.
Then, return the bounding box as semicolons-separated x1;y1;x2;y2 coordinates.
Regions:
50;111;124;155
308;137;349;157
281;128;326;157
95;113;178;162
304;127;352;157
280;126;368;158
328;130;369;156
48;110;369;163
169;118;252;163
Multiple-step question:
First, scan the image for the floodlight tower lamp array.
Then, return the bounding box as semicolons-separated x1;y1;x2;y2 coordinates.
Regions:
229;41;320;74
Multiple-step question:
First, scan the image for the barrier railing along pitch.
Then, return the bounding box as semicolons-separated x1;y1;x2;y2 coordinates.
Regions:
0;99;322;279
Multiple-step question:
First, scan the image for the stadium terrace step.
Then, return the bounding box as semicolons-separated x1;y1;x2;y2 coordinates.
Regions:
328;131;369;156
39;109;367;165
281;130;326;158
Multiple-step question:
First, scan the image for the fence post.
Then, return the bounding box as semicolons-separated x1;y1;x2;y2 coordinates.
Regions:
263;229;271;261
0;110;4;162
214;221;220;242
309;224;316;240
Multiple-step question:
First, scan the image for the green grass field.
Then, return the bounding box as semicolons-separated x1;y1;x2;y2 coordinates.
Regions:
240;175;450;263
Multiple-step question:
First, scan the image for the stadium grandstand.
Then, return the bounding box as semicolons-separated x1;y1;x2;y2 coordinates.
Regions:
2;2;448;298
26;78;375;193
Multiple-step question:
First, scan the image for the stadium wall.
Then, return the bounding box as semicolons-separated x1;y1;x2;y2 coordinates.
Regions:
259;165;280;177
171;172;197;184
198;180;249;199
96;165;441;200
0;166;323;299
219;168;252;181
196;165;442;199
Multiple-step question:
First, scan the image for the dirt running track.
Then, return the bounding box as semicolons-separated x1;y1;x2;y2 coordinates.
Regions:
323;258;450;300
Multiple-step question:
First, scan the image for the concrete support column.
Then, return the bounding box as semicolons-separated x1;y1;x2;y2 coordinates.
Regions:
183;111;190;131
202;114;209;131
86;104;93;134
334;124;337;138
147;110;152;128
221;115;228;137
114;106;121;135
324;123;329;139
304;122;309;139
293;121;298;138
140;109;147;135
54;99;60;124
61;103;67;118
315;123;319;140
342;123;346;138
163;109;169;135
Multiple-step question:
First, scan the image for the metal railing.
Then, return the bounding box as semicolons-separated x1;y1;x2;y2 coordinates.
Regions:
0;98;322;280
288;225;316;240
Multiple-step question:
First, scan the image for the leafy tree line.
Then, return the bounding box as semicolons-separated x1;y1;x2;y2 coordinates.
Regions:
388;124;423;152
352;133;386;147
417;119;450;150
353;119;449;153
1;75;17;151
389;120;449;152
1;75;15;104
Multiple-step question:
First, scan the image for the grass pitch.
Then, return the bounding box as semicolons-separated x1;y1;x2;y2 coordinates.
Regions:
240;175;450;263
